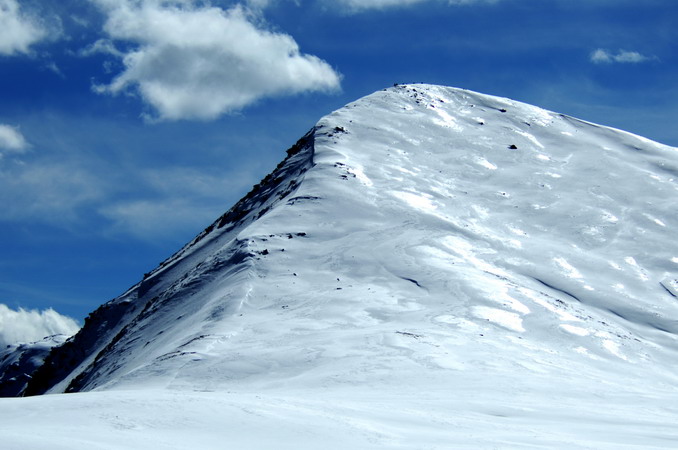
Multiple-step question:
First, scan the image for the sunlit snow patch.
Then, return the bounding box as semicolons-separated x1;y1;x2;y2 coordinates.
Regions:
430;107;463;132
526;107;553;126
476;158;497;170
560;324;590;336
553;257;583;279
514;130;544;149
602;339;628;361
441;236;509;278
660;278;678;297
643;214;667;227
392;191;437;212
624;256;649;281
601;212;619;223
518;287;581;322
472;306;525;332
346;165;373;186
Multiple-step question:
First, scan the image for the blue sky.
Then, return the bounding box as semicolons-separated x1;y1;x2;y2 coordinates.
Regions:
0;0;676;325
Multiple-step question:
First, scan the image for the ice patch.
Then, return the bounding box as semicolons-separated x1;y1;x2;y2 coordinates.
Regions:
536;154;550;161
560;131;573;137
472;306;525;332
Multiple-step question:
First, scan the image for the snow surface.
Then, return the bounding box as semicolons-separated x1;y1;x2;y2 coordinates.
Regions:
2;84;678;448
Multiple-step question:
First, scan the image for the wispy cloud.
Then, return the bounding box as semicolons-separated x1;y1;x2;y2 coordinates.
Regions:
590;49;656;64
0;125;259;240
98;166;257;239
0;304;80;346
328;0;499;12
0;0;49;55
0;124;28;154
0;161;107;224
88;0;341;121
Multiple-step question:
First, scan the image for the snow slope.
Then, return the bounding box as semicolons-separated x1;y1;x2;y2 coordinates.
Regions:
2;84;678;448
0;335;68;397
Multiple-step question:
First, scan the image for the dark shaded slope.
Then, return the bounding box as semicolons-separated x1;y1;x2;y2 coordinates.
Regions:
14;130;316;397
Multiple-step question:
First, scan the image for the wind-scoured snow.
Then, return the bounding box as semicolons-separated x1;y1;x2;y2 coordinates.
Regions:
1;84;677;448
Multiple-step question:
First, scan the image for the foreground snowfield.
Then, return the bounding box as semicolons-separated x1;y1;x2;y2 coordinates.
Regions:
2;84;677;448
2;383;677;449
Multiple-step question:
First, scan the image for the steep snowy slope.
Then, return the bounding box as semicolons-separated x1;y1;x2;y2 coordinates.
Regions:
3;84;678;448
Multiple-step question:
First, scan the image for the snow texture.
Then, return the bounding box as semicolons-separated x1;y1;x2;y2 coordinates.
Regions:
1;84;678;448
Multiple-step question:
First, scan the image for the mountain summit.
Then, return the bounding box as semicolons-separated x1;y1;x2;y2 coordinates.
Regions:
3;84;678;447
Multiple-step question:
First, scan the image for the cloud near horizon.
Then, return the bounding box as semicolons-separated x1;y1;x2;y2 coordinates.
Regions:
0;0;49;56
89;0;341;121
0;304;80;347
0;124;28;154
590;48;655;64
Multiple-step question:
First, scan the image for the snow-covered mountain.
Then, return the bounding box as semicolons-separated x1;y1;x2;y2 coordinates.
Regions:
0;335;69;397
2;84;678;448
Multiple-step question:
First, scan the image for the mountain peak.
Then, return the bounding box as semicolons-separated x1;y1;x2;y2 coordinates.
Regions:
7;85;678;409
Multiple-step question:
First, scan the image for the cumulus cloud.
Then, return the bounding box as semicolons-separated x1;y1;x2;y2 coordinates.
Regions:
0;0;48;55
590;48;655;64
0;304;80;347
0;124;28;153
90;0;341;121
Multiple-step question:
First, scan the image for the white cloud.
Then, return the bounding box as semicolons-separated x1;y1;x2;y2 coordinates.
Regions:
90;1;341;121
98;166;257;239
0;138;256;239
0;304;80;347
0;162;107;223
590;48;655;64
329;0;498;12
100;198;224;240
0;0;48;55
0;124;28;153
